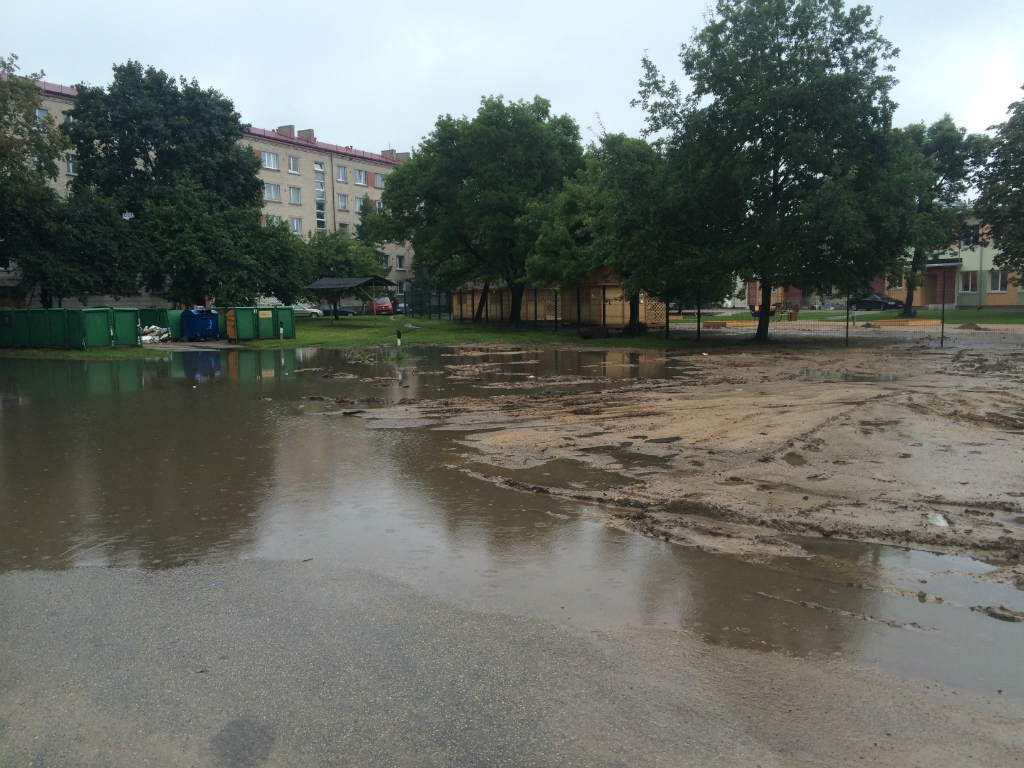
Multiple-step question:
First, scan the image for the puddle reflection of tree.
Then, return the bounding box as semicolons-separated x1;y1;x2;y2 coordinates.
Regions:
378;427;578;564
0;358;274;571
632;541;887;657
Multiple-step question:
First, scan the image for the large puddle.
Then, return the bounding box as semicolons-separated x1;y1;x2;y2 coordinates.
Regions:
1;347;1021;700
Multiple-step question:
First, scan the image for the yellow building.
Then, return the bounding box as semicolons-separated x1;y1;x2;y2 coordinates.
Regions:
885;224;1022;309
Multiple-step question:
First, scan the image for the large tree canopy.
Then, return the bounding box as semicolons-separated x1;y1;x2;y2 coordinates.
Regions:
0;54;69;297
527;133;736;332
897;116;990;315
378;95;583;323
635;0;913;340
62;61;264;305
976;88;1024;279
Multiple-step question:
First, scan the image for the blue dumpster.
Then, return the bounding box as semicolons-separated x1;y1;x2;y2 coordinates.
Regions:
180;309;219;341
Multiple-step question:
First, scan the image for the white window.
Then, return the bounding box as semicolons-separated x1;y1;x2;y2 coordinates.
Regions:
336;165;347;183
960;271;977;293
261;151;279;170
337;194;348;210
337;222;348;232
264;183;281;202
990;269;1008;293
288;155;300;174
892;273;903;290
354;169;367;186
396;254;405;271
314;162;325;201
35;108;48;119
66;153;79;176
375;199;384;211
289;187;301;205
379;254;389;268
374;173;385;189
354;196;365;212
290;217;302;235
266;214;282;225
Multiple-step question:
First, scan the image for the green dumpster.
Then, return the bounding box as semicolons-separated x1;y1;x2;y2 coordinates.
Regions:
166;309;183;340
112;308;140;346
272;306;296;339
138;308;163;327
13;310;31;347
47;308;68;348
256;307;276;339
29;309;49;348
67;308;113;348
0;309;13;348
226;307;257;341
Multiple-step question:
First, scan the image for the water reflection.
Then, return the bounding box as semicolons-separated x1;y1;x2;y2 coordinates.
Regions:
1;349;1021;699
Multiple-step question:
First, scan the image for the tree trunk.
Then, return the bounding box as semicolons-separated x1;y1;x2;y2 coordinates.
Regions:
755;279;772;342
901;249;924;317
508;284;526;325
473;283;489;323
39;289;53;309
627;291;641;332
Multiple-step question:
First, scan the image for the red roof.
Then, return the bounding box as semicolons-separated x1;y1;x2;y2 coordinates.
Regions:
34;79;396;165
246;127;398;166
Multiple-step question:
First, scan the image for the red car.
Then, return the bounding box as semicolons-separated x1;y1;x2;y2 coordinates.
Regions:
368;297;394;315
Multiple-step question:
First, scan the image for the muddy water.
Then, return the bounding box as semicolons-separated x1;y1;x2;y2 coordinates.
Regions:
1;346;1022;702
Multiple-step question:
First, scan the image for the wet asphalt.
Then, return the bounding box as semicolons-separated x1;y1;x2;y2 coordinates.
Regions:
0;561;739;767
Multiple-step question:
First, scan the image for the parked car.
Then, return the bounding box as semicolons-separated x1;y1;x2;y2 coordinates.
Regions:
315;304;358;316
290;304;323;318
849;294;904;311
368;297;394;315
394;302;407;315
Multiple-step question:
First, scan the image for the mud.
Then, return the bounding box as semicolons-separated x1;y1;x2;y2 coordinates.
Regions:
369;343;1024;577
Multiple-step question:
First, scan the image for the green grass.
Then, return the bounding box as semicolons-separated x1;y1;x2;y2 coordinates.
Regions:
0;345;168;361
246;316;698;350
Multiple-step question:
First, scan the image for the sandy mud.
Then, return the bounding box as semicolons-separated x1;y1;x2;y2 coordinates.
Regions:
370;342;1024;580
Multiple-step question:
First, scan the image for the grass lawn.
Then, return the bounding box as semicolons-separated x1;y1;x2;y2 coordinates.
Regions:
0;345;167;361
246;316;699;350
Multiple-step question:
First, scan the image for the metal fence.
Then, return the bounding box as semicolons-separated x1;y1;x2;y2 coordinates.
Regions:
662;304;1024;347
406;285;1024;348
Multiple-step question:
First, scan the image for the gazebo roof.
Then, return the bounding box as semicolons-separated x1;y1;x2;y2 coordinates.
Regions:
306;276;397;291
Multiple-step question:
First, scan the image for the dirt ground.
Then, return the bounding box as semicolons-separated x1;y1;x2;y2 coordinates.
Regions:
379;339;1024;588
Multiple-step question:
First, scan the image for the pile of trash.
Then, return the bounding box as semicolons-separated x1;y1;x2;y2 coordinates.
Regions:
140;325;172;343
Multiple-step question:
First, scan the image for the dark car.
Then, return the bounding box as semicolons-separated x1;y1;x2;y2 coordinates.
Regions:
849;294;904;311
315;304;359;316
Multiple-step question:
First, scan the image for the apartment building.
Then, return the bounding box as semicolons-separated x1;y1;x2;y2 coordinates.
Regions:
16;80;414;303
249;126;414;296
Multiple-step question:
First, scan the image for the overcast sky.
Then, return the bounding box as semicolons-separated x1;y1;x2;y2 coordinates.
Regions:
5;1;1023;153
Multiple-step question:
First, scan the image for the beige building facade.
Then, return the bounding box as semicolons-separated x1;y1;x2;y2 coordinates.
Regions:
9;80;413;306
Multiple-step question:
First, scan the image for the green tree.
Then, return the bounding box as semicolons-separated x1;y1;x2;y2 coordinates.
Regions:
0;54;70;297
64;61;264;304
255;219;311;305
898;117;990;316
635;0;911;341
976;88;1024;279
380;96;583;323
527;133;738;332
305;228;387;316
